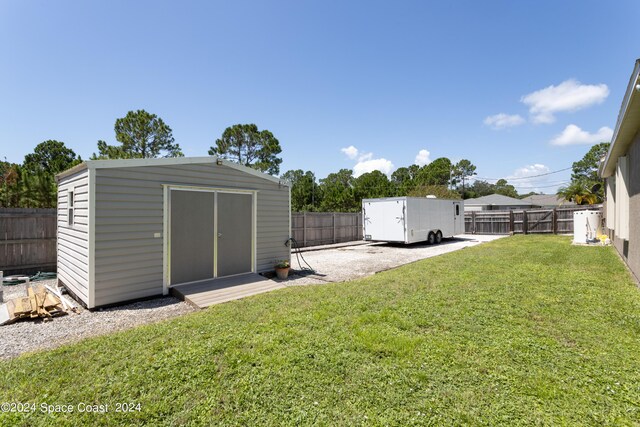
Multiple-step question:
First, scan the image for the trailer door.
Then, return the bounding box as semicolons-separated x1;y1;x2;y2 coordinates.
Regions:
363;200;406;242
453;201;464;235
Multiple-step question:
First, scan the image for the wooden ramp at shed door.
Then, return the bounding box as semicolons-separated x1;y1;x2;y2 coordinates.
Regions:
171;273;285;308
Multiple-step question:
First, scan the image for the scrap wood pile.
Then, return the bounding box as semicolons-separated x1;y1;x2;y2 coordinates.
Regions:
0;284;77;326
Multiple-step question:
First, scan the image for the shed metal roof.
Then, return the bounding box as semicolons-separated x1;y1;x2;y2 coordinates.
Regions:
56;156;289;186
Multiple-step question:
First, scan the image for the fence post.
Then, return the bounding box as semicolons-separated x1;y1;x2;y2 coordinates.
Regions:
509;210;514;234
332;213;337;243
552;208;557;234
471;211;476;234
302;212;307;247
523;210;528;235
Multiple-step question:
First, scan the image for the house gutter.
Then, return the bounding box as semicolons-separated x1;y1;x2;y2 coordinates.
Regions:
600;59;640;178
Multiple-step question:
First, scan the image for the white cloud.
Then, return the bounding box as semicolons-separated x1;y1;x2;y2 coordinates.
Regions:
353;158;395;177
521;79;609;124
483;113;525;129
511;163;550;179
340;145;359;159
358;152;373;162
342;146;395;177
414;149;431;166
509;164;552;193
550;124;613;146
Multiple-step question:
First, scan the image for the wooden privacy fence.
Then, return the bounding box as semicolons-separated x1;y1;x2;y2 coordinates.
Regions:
0;208;57;275
292;212;362;247
464;206;602;235
2;206;596;274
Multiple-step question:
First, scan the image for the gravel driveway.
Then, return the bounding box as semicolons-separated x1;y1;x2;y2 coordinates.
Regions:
286;234;505;285
0;279;195;360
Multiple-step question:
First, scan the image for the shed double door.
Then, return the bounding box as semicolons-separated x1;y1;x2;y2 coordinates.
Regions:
170;190;253;285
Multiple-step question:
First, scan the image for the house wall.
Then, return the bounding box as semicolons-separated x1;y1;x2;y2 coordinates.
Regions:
605;177;616;229
92;162;290;307
57;168;90;304
611;132;640;282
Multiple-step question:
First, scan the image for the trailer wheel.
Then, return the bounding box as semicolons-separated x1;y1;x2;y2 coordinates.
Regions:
427;232;435;245
435;231;443;244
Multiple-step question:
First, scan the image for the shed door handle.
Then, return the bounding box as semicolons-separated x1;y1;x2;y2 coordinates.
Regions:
218;232;222;238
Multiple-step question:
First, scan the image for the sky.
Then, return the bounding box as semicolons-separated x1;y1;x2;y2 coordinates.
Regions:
1;0;637;193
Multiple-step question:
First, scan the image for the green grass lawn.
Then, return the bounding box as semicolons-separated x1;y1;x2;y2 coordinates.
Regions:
1;235;640;426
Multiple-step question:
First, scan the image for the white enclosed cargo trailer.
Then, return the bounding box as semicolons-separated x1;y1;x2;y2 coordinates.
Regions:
362;197;464;244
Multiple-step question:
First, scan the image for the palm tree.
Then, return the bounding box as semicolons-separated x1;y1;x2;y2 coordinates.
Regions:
557;182;598;205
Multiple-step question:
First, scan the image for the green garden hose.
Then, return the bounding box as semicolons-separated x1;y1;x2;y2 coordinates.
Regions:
30;272;57;282
1;271;57;286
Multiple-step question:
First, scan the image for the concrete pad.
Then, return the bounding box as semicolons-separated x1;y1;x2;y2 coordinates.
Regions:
286;234;506;286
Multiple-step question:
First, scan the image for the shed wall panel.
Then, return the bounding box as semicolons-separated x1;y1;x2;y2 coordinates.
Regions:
93;162;289;306
56;169;90;305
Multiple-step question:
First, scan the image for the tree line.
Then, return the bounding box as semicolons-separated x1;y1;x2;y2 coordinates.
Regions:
282;161;530;212
281;140;609;212
1;109;608;210
0;111;283;208
556;142;610;205
280;145;610;212
0;141;82;208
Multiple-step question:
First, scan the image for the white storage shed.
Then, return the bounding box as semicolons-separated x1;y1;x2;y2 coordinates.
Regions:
55;157;291;308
